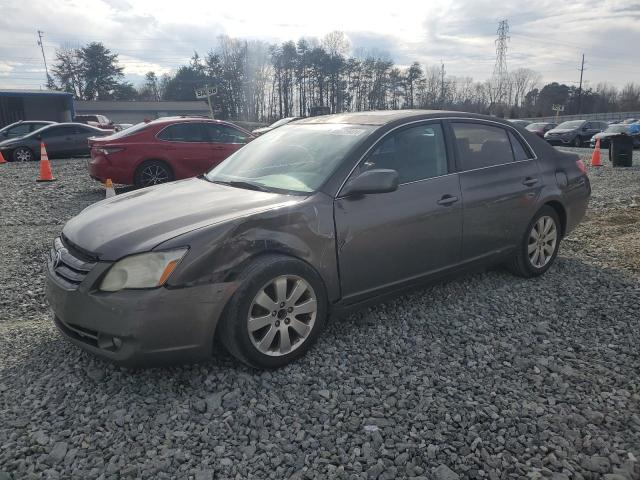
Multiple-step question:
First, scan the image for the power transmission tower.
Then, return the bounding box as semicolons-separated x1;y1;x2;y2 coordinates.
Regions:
492;20;510;109
37;30;53;88
440;60;446;109
577;54;585;114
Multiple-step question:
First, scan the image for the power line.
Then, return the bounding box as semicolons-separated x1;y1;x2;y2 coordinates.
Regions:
577;53;585;113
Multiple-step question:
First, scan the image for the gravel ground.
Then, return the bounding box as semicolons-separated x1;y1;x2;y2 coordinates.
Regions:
1;150;639;480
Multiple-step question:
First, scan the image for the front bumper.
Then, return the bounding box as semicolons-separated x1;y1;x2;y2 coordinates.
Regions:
46;253;236;367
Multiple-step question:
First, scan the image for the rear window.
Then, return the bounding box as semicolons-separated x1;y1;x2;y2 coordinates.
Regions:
508;131;532;161
452;122;514;170
157;123;207;142
102;122;150;140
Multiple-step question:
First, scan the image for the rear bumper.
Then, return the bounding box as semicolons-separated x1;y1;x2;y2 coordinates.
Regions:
46;260;236;367
89;151;135;185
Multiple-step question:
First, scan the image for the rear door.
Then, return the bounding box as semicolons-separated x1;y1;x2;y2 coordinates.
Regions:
450;121;541;261
156;122;212;176
71;125;99;155
334;121;463;301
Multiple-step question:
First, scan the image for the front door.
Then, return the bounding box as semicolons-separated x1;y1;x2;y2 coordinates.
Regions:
334;121;463;302
40;125;77;157
450;121;541;261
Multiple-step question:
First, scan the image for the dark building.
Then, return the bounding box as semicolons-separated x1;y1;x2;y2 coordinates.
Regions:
0;89;75;127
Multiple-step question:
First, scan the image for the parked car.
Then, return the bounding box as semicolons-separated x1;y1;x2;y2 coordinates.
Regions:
544;120;608;147
252;117;301;136
88;117;255;187
75;114;114;130
507;119;530;128
621;118;638;124
0;123;110;162
0;120;55;140
525;122;557;138
45;110;590;368
590;124;640;149
114;123;133;132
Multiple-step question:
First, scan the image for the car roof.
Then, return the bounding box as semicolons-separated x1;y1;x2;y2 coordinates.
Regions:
294;110;517;126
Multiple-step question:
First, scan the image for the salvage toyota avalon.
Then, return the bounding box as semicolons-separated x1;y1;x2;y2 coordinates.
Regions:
45;111;590;368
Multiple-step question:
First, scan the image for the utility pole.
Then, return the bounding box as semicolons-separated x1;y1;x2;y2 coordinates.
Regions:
440;60;446;109
37;30;52;88
577;53;585;114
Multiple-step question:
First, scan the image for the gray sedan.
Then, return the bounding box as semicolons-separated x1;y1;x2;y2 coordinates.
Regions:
45;111;590;368
0;122;110;162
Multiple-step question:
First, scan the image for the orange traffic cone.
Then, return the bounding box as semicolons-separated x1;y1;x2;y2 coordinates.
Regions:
36;142;56;182
105;178;116;198
0;151;7;164
591;138;602;167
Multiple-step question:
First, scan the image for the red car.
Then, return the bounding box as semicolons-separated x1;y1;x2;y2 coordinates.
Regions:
88;117;254;187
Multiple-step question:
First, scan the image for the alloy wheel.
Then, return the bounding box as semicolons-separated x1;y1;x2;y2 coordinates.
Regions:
247;275;317;356
528;215;557;268
15;148;33;162
140;164;170;186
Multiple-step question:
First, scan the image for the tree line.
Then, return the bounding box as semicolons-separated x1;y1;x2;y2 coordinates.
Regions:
49;34;640;122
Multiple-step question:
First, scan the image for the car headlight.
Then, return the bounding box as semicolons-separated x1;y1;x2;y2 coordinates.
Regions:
99;248;188;292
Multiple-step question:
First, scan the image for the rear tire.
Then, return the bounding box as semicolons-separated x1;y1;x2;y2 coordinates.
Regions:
507;206;561;278
13;147;34;162
134;160;174;187
217;255;327;369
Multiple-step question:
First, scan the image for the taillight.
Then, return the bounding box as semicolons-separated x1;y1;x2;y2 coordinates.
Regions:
576;159;587;175
97;147;124;155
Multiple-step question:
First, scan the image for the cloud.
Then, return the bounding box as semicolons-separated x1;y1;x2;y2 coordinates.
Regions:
0;0;638;89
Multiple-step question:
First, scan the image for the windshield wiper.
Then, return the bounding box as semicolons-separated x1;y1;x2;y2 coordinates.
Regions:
210;179;271;192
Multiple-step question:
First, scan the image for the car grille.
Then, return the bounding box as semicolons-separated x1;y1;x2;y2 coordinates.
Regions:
49;237;96;289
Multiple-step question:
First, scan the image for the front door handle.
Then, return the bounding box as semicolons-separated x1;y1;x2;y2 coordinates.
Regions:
436;194;459;206
523;177;539;186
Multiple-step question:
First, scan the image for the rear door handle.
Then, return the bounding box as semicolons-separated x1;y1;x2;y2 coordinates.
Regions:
436;194;459;206
523;177;539;186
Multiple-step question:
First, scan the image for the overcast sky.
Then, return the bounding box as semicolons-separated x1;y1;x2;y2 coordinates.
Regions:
1;0;638;91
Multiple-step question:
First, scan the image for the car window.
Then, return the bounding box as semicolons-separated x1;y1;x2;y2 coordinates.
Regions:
357;123;448;184
157;123;207;142
204;124;250;144
9;124;31;136
30;123;47;132
508;131;532;161
452;122;514;170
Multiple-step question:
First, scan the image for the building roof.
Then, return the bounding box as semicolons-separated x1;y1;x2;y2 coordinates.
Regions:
0;89;73;97
75;101;209;112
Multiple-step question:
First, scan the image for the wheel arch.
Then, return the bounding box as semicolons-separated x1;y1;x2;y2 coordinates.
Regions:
543;200;567;238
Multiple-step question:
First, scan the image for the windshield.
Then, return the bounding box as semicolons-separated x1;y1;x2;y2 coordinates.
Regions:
556;120;584;129
605;125;628;133
205;123;374;194
526;123;547;130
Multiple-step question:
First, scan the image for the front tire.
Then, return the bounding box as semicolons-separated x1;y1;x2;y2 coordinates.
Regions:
13;147;34;162
507;206;561;278
134;160;174;187
218;255;327;368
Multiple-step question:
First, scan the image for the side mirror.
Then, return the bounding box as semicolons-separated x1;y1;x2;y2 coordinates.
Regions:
341;169;399;197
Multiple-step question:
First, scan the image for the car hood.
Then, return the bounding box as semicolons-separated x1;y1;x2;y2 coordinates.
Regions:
62;177;304;260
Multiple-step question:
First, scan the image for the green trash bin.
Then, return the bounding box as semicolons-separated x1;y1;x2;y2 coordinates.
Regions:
609;134;634;167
